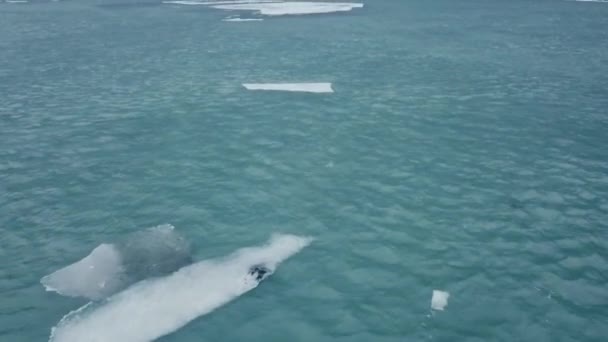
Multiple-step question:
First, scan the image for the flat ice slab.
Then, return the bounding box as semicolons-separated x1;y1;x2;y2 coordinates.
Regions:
243;83;334;93
41;224;192;300
431;290;450;311
163;1;279;5
212;2;364;16
48;234;313;342
223;17;264;21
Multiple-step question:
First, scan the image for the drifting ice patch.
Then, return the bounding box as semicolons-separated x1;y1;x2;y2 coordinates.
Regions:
49;234;313;342
162;0;207;4
431;290;450;311
41;244;124;299
243;83;333;93
223;17;264;21
163;0;279;5
211;2;364;16
41;224;192;300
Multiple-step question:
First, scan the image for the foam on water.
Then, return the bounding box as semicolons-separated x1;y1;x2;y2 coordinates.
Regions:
243;82;334;93
211;2;364;16
49;234;313;342
41;224;192;300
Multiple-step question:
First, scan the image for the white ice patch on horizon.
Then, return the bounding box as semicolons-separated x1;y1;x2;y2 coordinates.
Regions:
49;234;313;342
431;290;450;311
243;83;333;93
162;0;278;5
211;2;364;16
163;0;205;4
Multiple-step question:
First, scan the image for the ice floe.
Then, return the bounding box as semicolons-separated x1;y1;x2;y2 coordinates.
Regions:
41;224;192;300
431;290;450;311
243;82;334;93
212;2;364;16
162;0;364;16
49;234;312;342
223;17;264;21
163;0;279;5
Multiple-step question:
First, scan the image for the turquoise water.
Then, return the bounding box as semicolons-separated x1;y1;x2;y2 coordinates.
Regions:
1;0;608;341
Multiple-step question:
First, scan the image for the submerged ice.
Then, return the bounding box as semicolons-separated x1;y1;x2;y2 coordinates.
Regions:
49;234;312;342
162;1;364;16
41;224;192;300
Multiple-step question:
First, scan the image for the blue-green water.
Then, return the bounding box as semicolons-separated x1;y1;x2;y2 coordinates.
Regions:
1;0;608;341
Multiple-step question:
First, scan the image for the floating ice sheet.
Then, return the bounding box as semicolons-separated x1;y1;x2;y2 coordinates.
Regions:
41;244;124;299
243;82;334;93
212;2;364;16
431;290;450;311
163;0;279;5
49;234;313;342
41;224;192;300
223;17;264;21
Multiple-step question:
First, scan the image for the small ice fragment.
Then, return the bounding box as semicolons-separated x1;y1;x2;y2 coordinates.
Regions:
222;17;264;21
431;290;449;311
242;83;333;93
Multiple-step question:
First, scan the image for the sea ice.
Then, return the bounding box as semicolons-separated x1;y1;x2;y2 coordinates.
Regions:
212;2;364;16
431;290;450;311
242;82;334;93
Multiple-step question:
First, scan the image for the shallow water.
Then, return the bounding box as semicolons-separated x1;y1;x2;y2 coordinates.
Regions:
1;1;607;341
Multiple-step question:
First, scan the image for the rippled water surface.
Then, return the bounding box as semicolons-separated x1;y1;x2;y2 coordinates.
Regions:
1;1;607;341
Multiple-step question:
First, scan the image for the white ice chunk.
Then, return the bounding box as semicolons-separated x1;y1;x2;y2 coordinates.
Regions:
41;224;192;300
431;290;450;311
212;2;364;16
41;244;124;300
243;82;333;93
163;0;278;5
163;0;207;4
223;17;264;21
49;234;313;342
